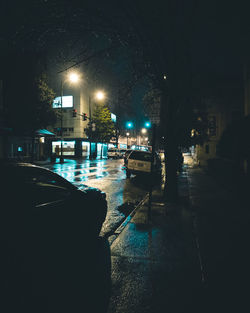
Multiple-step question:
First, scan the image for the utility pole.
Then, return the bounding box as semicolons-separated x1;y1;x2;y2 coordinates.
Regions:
88;96;92;159
148;123;156;223
60;80;64;164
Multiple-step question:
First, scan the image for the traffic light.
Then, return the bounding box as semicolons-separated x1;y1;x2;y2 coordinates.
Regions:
72;109;77;117
83;113;87;121
126;121;133;129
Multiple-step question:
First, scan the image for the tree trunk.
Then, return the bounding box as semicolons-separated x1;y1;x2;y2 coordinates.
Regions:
161;87;179;203
164;140;178;202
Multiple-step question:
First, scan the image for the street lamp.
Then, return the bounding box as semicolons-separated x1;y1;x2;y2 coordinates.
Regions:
95;90;105;101
60;72;80;163
88;90;106;123
126;132;130;147
88;90;106;159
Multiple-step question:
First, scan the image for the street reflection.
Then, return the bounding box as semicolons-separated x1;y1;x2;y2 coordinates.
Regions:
46;159;110;184
43;158;150;236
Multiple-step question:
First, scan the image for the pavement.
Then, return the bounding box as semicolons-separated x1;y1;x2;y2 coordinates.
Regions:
107;154;250;313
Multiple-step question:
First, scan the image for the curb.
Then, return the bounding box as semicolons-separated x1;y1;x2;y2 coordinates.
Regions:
108;193;149;246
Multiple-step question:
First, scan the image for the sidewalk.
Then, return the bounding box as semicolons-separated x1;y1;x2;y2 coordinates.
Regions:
107;155;250;313
107;160;202;313
187;158;250;312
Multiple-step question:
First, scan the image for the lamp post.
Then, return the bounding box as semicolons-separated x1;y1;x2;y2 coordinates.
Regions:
88;90;106;159
139;128;147;149
126;132;130;147
126;121;134;148
59;72;79;163
146;122;156;223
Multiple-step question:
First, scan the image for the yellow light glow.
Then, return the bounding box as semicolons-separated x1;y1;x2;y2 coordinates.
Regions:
95;91;105;101
141;128;147;134
69;72;79;83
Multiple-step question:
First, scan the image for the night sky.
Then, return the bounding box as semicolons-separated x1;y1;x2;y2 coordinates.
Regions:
1;0;250;116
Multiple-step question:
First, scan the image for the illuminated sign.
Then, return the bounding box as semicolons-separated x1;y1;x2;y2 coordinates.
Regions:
53;95;73;108
111;113;116;122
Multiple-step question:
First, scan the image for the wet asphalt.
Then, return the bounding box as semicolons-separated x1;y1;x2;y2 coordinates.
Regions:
43;158;153;238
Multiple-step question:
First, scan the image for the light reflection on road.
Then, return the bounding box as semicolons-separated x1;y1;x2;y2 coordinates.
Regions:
43;158;147;236
45;159;112;183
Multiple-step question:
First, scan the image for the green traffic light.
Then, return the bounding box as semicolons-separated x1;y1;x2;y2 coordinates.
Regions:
126;121;133;128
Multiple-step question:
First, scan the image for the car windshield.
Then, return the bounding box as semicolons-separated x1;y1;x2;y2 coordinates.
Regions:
129;151;151;161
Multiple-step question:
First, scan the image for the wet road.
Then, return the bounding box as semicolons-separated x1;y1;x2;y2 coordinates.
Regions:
43;158;149;236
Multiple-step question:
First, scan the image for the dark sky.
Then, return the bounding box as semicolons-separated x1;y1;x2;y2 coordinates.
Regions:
1;0;250;115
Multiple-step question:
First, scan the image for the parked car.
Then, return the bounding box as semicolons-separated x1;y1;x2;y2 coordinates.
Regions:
125;150;162;178
119;149;127;158
107;147;120;159
0;162;111;313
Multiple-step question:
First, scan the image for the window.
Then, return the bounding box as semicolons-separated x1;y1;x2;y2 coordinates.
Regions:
129;151;151;161
52;141;75;156
208;116;216;137
16;167;75;205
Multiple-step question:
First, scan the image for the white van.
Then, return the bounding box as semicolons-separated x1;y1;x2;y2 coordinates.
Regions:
125;150;162;178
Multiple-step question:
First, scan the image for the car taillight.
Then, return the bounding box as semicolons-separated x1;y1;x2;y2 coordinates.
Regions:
101;191;106;200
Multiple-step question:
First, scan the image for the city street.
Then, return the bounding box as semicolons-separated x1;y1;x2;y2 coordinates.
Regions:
43;158;155;237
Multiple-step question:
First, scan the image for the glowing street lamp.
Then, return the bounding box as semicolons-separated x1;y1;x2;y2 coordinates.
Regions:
95;91;105;101
69;72;79;83
126;132;130;147
88;90;106;159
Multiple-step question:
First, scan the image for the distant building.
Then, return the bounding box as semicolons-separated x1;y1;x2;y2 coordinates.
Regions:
47;86;118;159
195;88;243;166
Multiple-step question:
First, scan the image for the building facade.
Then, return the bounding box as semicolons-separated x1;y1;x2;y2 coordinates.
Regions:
47;86;112;159
195;93;243;166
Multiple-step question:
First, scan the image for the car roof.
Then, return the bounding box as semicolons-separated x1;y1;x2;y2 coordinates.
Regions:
130;150;151;153
1;161;48;171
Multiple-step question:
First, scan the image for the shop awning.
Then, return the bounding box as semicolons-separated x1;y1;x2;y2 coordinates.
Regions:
36;129;55;136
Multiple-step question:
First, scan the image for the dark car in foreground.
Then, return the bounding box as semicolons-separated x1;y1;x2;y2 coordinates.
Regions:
125;150;162;179
0;162;111;313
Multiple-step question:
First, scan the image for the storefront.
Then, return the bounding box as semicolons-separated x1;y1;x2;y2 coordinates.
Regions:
82;141;90;157
52;140;76;156
96;143;108;159
51;140;108;159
